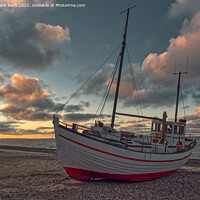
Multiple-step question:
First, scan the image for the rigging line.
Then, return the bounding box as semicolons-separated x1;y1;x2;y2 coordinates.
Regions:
91;55;120;125
41;129;54;182
166;90;177;115
99;56;120;120
128;63;143;134
55;43;121;115
97;56;120;116
126;45;144;133
126;51;139;110
126;45;143;117
180;87;186;120
128;61;141;116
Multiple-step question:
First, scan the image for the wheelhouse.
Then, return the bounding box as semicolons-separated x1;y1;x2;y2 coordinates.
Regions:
151;119;186;145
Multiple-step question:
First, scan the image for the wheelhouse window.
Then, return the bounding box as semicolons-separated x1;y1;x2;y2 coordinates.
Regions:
174;125;184;134
158;123;162;132
179;126;184;135
174;125;184;135
174;126;177;134
166;124;172;134
152;123;157;131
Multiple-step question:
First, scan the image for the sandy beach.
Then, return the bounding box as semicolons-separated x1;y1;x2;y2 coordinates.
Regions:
0;147;199;200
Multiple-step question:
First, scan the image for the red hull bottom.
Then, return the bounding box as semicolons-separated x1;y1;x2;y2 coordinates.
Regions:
64;167;177;181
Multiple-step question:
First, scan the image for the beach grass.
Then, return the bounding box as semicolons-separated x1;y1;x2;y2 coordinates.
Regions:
0;146;200;200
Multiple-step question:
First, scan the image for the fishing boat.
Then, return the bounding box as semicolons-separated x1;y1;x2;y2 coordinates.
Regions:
53;6;196;181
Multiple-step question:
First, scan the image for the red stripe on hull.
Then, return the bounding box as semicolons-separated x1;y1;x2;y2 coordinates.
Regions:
59;134;191;163
64;167;177;181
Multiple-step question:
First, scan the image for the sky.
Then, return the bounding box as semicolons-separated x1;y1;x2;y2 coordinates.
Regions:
0;0;200;138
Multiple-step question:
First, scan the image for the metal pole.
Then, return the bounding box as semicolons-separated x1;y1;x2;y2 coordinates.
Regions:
111;8;131;128
116;112;160;120
174;72;181;122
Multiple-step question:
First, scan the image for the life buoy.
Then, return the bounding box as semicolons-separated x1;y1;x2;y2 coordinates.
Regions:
176;140;183;151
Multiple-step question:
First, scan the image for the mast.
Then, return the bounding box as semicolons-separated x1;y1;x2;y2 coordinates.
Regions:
111;6;136;128
174;71;187;122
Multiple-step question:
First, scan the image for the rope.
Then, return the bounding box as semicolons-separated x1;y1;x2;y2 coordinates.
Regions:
166;90;176;116
55;43;121;115
98;56;120;120
94;56;119;119
126;46;143;116
180;87;186;120
41;130;54;181
91;55;120;125
126;45;144;133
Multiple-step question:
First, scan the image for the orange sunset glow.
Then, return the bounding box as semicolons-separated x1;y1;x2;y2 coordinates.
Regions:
0;134;54;139
0;0;25;3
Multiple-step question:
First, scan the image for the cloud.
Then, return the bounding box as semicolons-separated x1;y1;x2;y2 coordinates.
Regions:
74;9;200;111
75;64;115;96
0;74;50;105
191;89;200;105
1;105;52;121
168;107;200;135
179;107;200;135
0;0;25;3
35;23;69;43
0;121;53;135
0;74;58;121
0;120;48;136
0;74;92;121
0;121;20;133
80;100;90;108
72;5;200;111
36;126;53;130
0;74;4;85
187;122;200;129
78;7;200;111
117;11;200;108
64;100;90;113
65;104;84;113
183;107;200;122
0;14;70;71
168;0;200;19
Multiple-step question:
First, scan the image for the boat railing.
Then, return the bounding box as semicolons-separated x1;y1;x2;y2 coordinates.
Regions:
101;130;122;141
59;121;72;129
59;120;123;141
185;133;192;137
59;120;90;133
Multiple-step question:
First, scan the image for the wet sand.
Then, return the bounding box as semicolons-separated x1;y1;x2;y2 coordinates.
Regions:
0;146;199;200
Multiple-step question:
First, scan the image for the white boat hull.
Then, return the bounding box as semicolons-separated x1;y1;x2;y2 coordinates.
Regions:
54;116;194;181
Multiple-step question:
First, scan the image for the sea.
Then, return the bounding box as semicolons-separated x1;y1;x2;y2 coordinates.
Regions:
0;137;199;160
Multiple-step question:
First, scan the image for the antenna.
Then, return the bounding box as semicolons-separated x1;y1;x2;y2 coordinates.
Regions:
120;5;136;14
174;57;188;75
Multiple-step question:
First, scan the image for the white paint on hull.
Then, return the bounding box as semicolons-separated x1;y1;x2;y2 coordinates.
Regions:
54;121;193;176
